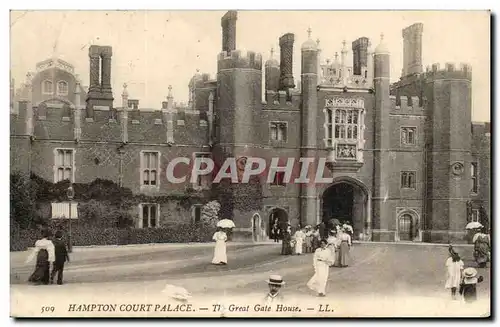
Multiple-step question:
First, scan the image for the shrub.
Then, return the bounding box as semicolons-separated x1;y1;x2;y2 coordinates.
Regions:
77;200;134;228
10;172;35;229
10;223;217;251
201;200;221;226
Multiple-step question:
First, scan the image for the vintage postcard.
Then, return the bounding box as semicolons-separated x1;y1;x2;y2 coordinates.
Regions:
9;10;491;318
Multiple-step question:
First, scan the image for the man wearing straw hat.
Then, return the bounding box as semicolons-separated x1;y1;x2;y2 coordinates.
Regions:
264;274;285;304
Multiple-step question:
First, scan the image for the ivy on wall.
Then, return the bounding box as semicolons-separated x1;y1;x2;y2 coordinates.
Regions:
10;171;215;229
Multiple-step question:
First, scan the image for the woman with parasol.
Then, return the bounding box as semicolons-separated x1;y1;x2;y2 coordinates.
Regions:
212;219;235;265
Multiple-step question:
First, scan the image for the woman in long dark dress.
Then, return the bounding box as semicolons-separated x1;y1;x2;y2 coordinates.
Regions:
25;229;55;285
281;225;293;255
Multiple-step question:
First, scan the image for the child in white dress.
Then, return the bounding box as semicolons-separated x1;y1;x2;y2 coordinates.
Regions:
445;247;464;300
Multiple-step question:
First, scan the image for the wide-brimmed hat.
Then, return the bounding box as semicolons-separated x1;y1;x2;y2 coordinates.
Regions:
463;267;478;278
267;274;285;286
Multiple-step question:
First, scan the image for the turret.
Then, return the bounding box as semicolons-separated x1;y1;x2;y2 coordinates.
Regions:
424;60;472;241
340;40;348;85
372;33;392;241
265;47;280;92
300;28;319;227
215;11;263;221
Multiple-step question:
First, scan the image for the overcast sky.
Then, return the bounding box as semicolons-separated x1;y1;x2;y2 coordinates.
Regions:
10;10;490;121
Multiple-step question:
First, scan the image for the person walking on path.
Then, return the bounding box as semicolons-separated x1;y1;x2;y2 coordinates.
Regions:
281;224;293;255
211;227;228;265
304;226;313;253
307;239;334;297
293;227;306;255
272;222;280;243
445;246;464;300
337;228;352;267
51;230;70;285
473;228;490;268
25;229;55;285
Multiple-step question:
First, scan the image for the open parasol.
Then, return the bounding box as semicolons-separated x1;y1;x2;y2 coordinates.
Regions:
465;221;483;230
217;219;236;229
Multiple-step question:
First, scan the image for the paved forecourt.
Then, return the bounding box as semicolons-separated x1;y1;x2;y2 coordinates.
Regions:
10;242;490;317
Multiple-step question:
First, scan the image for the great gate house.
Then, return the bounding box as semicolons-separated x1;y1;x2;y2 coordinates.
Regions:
10;11;490;243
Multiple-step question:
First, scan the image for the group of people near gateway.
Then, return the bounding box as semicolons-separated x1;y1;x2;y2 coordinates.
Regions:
278;222;353;265
279;221;354;297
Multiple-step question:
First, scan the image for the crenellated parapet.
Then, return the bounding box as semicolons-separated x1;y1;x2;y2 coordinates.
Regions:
423;62;472;81
217;50;263;70
389;94;425;112
262;90;301;110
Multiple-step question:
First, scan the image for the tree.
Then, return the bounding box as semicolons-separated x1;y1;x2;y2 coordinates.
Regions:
78;199;134;228
201;200;221;226
10;172;35;229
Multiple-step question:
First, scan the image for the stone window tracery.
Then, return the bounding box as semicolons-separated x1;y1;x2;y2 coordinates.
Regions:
42;80;53;95
324;97;365;163
57;80;68;96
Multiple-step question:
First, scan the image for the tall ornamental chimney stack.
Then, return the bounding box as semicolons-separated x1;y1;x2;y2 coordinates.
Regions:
221;11;237;53
402;23;424;77
279;33;295;91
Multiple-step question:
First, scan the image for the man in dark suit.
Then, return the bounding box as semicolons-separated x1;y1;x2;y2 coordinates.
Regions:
51;230;70;285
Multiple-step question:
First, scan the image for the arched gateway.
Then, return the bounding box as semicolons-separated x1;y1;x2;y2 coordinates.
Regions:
320;177;371;238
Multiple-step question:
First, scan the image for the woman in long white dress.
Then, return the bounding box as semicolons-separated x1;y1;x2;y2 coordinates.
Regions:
293;228;306;255
326;231;339;267
211;228;228;265
307;239;334;297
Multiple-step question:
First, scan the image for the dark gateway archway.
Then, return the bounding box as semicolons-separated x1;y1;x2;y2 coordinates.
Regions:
322;181;369;238
268;208;288;240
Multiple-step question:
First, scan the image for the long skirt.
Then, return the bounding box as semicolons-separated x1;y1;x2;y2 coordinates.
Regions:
212;241;227;264
29;262;50;284
295;239;304;254
304;236;313;253
281;239;293;255
307;262;330;294
28;249;50;285
474;240;489;265
338;241;350;267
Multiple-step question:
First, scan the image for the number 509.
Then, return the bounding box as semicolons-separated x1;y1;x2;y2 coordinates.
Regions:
41;306;55;313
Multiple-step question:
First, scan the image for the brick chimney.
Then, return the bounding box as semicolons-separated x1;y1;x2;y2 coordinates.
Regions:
402;23;424;77
352;37;369;76
221;11;237;53
279;33;295;90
